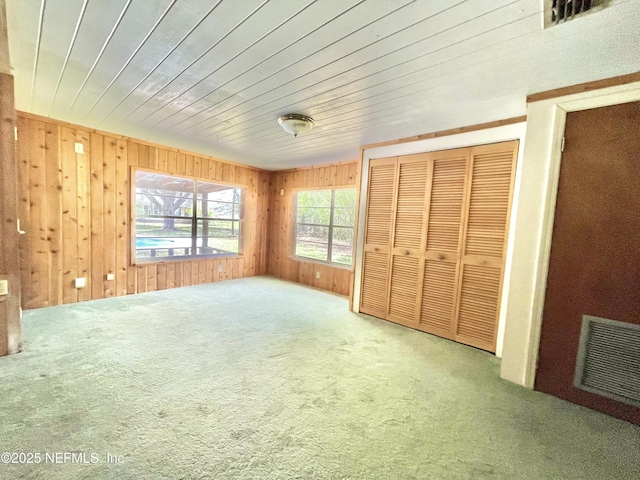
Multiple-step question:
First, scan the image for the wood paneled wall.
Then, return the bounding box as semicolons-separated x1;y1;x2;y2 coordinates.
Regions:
16;112;270;310
0;72;21;355
0;1;22;356
269;162;360;296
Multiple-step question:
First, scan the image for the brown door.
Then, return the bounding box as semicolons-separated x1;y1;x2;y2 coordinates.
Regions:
535;101;640;425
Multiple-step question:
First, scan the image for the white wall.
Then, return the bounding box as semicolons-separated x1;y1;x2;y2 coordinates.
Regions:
353;122;527;358
500;81;640;388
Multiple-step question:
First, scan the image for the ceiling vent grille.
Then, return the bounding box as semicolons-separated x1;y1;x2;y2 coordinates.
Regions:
545;0;601;27
574;315;640;408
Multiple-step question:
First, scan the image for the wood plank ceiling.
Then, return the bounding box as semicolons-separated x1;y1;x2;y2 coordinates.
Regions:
6;0;640;170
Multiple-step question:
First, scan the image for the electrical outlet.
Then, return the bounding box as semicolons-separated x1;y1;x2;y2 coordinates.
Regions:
218;264;223;272
0;279;8;296
106;273;115;281
74;142;84;154
74;277;86;289
315;271;321;279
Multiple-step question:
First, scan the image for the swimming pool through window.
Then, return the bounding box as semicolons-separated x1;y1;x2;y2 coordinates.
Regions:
134;170;242;261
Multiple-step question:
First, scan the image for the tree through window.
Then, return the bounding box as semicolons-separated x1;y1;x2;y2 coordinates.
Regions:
134;170;242;261
294;189;356;266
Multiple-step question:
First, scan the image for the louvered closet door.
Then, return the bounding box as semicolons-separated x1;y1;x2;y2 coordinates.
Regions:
387;155;429;326
453;141;518;352
360;157;397;317
419;149;470;339
358;142;517;354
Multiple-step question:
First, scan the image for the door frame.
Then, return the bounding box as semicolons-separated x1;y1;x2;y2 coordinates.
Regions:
500;81;640;388
353;123;527;358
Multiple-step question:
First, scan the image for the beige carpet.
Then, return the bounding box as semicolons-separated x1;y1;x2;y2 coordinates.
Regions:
0;276;638;479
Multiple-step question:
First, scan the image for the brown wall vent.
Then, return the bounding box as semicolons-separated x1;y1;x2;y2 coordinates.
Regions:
574;315;640;408
545;1;603;27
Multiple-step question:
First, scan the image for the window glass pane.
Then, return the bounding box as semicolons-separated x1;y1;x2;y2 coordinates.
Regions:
197;220;240;255
298;190;331;208
196;186;242;218
331;245;353;265
334;189;357;207
196;238;240;255
333;207;355;227
332;226;354;247
135;171;194;218
331;226;354;265
296;207;330;225
196;219;241;237
296;224;329;243
295;242;329;261
135;243;194;259
198;201;239;220
136;217;192;238
198;185;237;202
295;224;329;261
135;217;193;259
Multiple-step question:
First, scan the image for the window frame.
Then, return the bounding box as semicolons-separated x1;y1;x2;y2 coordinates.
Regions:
292;187;357;268
131;167;244;265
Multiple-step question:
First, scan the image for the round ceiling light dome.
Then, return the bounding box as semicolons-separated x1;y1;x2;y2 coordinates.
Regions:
277;114;315;137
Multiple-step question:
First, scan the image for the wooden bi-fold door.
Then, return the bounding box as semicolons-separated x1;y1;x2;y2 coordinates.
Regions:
359;157;397;319
359;141;518;352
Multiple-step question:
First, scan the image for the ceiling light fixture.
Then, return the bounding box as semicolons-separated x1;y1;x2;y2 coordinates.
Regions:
277;114;315;138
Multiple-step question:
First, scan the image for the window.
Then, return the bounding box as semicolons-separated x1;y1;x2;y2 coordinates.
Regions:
134;170;242;261
294;189;357;266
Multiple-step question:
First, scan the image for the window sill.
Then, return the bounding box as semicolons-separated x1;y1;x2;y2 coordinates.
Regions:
292;255;353;271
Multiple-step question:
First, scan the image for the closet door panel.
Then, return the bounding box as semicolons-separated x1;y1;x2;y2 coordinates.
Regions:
393;158;429;250
360;158;397;316
364;159;396;247
455;264;502;351
388;255;421;324
453;141;518;352
387;156;429;324
361;250;391;316
464;146;514;258
419;260;457;338
425;152;469;255
420;149;470;338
